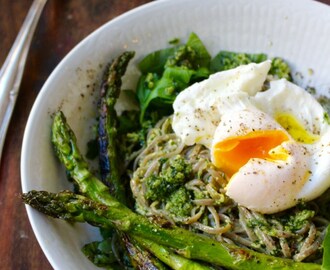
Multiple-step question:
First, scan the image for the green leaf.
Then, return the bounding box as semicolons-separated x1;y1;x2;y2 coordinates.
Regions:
163;66;195;84
138;67;197;122
322;225;330;270
191;67;211;82
82;239;117;267
137;33;211;123
210;51;292;81
186;32;211;68
136;74;152;105
210;51;267;72
138;76;175;122
138;47;176;74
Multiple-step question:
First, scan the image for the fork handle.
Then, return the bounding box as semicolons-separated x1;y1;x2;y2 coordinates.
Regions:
0;0;47;164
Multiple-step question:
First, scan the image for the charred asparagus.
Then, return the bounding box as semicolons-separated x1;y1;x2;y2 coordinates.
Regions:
23;190;321;270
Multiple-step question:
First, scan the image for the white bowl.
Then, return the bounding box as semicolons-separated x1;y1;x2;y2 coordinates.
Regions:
21;0;330;269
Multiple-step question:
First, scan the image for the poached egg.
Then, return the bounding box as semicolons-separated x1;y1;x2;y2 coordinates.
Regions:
172;61;330;214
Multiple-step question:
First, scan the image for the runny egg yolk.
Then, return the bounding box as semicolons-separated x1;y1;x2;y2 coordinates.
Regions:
212;130;289;177
275;112;319;144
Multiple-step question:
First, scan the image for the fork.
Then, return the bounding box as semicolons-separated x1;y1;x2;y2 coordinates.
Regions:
0;0;48;164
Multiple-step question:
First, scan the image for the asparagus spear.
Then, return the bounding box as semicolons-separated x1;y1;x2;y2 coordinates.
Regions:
23;190;321;270
52;111;119;207
52;110;168;269
132;236;214;270
98;51;154;269
98;51;135;203
122;234;168;270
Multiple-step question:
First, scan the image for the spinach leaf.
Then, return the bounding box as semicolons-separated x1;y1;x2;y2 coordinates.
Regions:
138;47;176;74
137;67;196;122
210;51;267;72
210;51;292;81
137;32;211;123
185;32;211;68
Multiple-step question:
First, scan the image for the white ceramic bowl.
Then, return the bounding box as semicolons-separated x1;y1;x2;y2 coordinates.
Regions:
21;0;330;269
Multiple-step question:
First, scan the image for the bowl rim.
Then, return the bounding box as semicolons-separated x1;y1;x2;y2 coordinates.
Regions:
20;0;330;269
